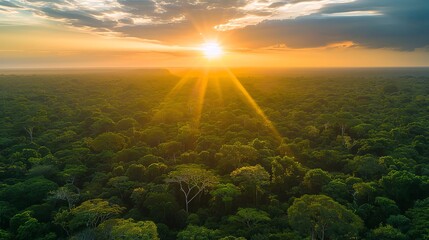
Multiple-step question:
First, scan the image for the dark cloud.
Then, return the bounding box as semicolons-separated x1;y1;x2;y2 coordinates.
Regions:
268;2;287;8
0;0;21;8
288;0;324;3
24;0;63;2
118;18;134;25
117;0;249;22
117;0;156;16
116;21;202;43
113;0;251;42
40;7;117;29
231;0;429;50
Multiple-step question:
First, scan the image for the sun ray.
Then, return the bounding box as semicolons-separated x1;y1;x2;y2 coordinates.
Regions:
191;68;209;128
163;69;195;102
212;76;224;106
224;68;282;142
151;69;196;123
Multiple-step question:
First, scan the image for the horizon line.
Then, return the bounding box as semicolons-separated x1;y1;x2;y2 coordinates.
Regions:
1;66;429;70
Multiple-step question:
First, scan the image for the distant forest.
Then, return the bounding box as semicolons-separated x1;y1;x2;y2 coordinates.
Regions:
0;69;428;240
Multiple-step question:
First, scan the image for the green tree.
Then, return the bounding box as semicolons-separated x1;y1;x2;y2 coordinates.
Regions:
380;170;423;209
367;225;406;240
0;201;17;228
219;236;246;240
139;154;164;166
210;183;241;212
91;117;115;134
373;197;400;224
177;124;200;150
64;199;124;231
177;225;220;240
10;211;33;233
59;164;88;183
146;162;168;182
16;218;53;240
228;208;270;228
348;155;386;180
322;179;351;203
0;229;13;240
126;164;146;181
142;127;166;147
219;142;259;171
406;197;429;239
90;132;126;152
0;177;58;209
107;176;134;199
97;218;159;240
48;185;80;209
158;141;182;160
303;169;331;194
53;209;73;237
10;211;54;240
130;187;146;209
288;194;363;240
271;156;306;193
116;117;138;131
143;191;179;222
352;181;379;204
231;165;270;204
166;164;219;212
386;215;411;233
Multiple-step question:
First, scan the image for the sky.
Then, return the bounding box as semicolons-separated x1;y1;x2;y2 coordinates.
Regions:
0;0;428;68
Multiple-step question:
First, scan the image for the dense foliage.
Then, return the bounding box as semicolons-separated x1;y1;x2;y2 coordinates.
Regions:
0;69;428;239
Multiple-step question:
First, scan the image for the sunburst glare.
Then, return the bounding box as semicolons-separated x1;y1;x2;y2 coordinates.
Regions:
201;41;223;59
156;66;282;142
224;68;282;142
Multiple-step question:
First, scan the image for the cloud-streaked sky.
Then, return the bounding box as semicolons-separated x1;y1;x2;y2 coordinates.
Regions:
1;0;428;68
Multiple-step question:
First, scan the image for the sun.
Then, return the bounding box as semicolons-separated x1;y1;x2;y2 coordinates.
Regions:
201;41;223;59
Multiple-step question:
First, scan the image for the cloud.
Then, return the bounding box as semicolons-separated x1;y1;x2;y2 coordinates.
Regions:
3;0;429;50
231;0;429;50
0;1;21;8
40;7;116;29
268;2;287;8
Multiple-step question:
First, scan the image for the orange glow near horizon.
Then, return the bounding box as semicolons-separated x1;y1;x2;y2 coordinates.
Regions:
2;24;429;68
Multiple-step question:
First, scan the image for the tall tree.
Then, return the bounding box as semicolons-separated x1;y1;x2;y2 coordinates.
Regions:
48;185;80;209
54;199;124;234
166;164;219;212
